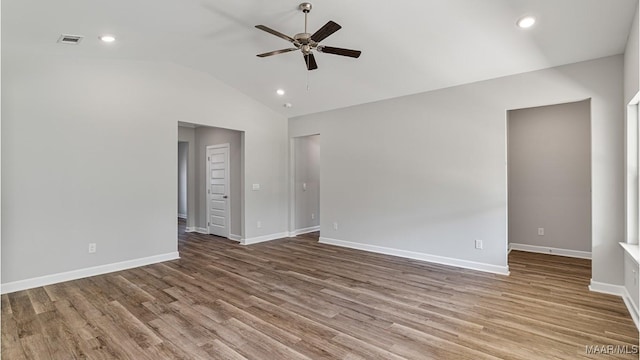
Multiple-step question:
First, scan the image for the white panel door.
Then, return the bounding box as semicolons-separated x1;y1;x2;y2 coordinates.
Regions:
206;144;230;238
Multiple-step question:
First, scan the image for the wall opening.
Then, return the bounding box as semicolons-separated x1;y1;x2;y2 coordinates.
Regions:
291;134;320;236
178;122;244;241
507;99;592;259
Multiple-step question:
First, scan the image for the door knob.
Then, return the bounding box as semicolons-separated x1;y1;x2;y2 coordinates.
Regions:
223;195;228;199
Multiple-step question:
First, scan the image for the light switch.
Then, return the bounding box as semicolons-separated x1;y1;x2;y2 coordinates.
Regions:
252;184;260;191
303;183;307;191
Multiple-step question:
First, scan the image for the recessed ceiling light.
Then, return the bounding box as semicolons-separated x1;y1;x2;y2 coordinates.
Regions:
99;35;116;43
283;103;293;108
276;89;285;96
517;16;536;29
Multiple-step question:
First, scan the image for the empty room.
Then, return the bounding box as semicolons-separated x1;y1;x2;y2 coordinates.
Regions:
2;0;640;359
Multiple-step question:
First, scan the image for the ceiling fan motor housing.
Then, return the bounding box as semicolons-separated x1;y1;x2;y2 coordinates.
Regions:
294;33;312;43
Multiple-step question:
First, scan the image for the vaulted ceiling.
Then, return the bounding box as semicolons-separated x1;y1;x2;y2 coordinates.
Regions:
3;0;637;117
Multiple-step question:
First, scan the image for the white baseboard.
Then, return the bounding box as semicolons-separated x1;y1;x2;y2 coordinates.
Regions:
1;252;180;294
186;227;208;234
185;229;241;242
589;280;625;296
177;213;187;219
289;226;320;237
242;232;289;246
623;287;640;330
319;237;510;275
589;280;639;331
509;243;591;259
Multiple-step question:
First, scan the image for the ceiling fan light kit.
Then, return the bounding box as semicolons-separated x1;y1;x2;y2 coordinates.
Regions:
255;2;361;71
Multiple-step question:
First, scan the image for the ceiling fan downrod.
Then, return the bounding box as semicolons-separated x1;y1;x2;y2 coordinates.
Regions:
300;2;312;33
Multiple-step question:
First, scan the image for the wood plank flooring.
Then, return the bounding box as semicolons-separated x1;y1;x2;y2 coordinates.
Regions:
2;220;638;359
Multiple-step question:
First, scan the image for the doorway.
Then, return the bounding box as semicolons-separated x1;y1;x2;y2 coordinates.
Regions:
291;134;321;236
507;99;592;258
178;122;244;241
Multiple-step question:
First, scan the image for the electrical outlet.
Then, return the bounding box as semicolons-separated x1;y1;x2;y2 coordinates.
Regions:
538;228;544;236
88;243;97;253
257;221;262;228
311;213;315;220
475;239;483;250
333;222;338;230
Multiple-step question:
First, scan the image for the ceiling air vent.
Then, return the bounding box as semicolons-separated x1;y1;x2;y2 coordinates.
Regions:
57;34;84;45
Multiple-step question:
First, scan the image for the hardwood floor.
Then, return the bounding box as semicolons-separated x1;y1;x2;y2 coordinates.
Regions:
2;221;638;359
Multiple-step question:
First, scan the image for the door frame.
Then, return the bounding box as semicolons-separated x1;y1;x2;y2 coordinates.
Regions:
206;143;231;238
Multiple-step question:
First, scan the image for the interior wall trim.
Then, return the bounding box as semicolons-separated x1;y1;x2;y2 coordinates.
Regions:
509;243;592;259
589;280;638;330
186;227;209;234
1;252;180;294
242;232;290;245
623;287;640;330
319;237;510;275
290;226;320;237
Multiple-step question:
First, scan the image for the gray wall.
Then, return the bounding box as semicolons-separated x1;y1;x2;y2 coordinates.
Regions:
195;126;243;238
290;55;623;283
2;54;288;286
294;135;320;231
508;100;591;252
178;142;188;218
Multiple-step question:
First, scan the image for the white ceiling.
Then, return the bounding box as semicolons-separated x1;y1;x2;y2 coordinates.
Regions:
3;0;637;117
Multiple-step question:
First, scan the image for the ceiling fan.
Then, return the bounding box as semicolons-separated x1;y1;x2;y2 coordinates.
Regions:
255;2;361;71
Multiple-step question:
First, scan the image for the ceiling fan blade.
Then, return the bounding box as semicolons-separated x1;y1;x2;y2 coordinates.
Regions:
255;25;295;43
318;46;361;58
304;53;318;71
310;21;341;42
257;48;298;58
